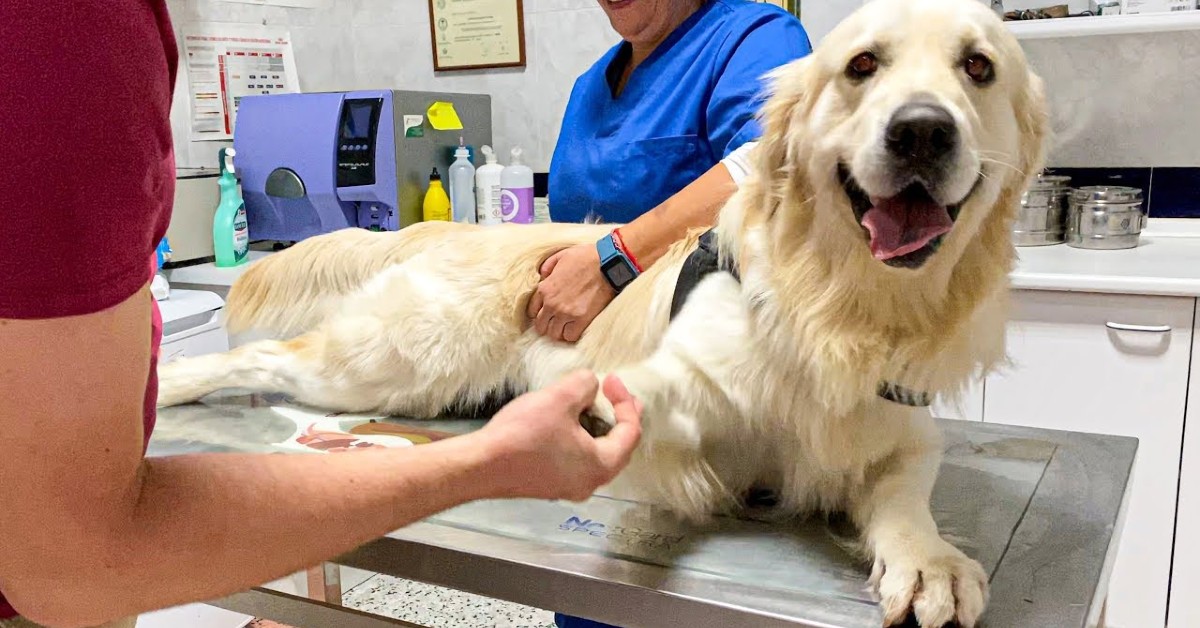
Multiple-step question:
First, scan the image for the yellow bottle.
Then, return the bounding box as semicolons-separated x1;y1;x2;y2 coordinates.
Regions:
422;167;451;222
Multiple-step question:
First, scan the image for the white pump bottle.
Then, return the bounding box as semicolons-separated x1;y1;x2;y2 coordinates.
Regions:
474;145;504;225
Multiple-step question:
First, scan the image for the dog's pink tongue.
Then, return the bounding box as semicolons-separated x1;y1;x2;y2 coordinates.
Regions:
861;196;954;261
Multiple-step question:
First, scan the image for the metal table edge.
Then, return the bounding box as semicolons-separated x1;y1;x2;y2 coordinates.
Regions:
335;524;872;628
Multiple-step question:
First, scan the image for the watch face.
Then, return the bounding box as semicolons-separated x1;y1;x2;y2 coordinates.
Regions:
604;258;636;288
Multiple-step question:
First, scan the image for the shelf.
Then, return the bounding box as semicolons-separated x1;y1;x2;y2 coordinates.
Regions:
1007;11;1200;39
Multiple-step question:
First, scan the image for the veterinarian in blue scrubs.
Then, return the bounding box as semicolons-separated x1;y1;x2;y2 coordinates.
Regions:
536;2;812;626
526;0;812;347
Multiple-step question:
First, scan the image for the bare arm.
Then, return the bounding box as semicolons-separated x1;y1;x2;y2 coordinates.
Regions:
614;161;739;269
527;143;754;342
0;288;640;628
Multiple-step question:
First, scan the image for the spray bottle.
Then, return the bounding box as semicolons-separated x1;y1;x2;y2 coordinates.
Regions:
213;147;250;267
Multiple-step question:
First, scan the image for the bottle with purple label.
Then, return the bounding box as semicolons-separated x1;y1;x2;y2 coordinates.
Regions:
499;147;534;224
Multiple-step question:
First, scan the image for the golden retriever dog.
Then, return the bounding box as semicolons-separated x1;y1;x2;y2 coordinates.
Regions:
159;0;1047;624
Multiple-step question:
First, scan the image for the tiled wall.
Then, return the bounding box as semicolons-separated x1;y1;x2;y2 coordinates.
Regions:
165;0;618;172
1046;168;1200;219
165;0;1200;216
1021;28;1200;218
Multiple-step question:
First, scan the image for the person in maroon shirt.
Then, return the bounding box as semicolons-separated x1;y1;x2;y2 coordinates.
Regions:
0;3;642;627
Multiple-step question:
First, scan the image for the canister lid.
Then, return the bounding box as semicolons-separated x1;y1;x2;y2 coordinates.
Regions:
1070;185;1143;204
1029;174;1072;189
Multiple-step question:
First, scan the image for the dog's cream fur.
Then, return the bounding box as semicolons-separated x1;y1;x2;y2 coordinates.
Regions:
158;0;1048;624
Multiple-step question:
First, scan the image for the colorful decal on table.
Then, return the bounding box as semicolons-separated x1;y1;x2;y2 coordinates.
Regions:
268;405;455;454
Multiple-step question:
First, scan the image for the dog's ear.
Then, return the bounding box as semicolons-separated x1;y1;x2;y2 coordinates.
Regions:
754;56;816;179
1013;69;1050;183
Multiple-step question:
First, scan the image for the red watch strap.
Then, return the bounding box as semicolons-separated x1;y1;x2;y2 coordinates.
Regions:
611;228;644;273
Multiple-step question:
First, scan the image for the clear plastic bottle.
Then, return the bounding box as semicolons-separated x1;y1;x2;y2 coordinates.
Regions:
448;137;476;224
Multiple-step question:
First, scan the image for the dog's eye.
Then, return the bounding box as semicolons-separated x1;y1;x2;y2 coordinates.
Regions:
964;54;995;84
846;52;879;79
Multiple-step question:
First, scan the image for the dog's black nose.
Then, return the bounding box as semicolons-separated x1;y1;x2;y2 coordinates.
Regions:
885;103;958;165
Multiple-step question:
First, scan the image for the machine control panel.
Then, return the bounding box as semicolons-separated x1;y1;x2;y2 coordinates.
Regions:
336;97;383;188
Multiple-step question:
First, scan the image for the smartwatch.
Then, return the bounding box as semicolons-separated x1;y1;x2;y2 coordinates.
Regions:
596;231;640;293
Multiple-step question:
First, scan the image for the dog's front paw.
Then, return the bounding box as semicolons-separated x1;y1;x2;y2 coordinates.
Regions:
870;541;988;628
580;376;617;437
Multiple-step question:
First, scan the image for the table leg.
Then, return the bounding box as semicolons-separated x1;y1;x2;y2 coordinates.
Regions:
305;562;343;605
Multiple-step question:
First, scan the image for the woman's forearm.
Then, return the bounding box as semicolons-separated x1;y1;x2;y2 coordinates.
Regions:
617;163;737;268
616;140;757;269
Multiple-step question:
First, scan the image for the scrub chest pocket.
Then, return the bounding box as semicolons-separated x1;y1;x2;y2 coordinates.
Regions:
616;134;708;210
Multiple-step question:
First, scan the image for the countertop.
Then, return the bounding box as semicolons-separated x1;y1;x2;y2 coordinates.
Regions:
154;392;1136;628
164;225;1200;298
1013;234;1200;298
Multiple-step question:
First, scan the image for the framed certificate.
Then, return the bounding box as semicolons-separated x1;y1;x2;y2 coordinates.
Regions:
428;0;527;71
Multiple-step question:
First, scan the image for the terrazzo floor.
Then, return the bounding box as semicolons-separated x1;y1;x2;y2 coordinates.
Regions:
342;575;557;627
248;569;561;627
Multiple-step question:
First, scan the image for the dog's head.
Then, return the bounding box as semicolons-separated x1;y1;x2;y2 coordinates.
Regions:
755;0;1048;274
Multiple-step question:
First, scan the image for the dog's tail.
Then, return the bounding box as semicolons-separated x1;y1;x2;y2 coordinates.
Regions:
224;222;456;337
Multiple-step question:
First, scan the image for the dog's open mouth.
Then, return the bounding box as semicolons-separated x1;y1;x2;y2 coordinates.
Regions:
838;165;970;269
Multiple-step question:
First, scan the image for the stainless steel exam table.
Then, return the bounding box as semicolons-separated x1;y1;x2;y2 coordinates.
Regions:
151;392;1134;628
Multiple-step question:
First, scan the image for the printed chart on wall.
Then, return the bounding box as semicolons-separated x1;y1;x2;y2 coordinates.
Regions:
182;23;301;141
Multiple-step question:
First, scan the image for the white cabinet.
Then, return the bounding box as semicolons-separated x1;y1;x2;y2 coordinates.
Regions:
1168;299;1200;628
158;290;229;364
932;375;984;421
984;290;1195;628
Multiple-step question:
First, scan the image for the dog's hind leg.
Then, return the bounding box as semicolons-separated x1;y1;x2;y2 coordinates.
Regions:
160;260;523;416
156;333;365;411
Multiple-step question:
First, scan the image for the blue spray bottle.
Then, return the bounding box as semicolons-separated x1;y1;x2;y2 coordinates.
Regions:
214;147;249;267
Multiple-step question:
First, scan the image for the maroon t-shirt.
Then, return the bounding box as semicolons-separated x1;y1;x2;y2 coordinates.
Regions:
0;1;178;618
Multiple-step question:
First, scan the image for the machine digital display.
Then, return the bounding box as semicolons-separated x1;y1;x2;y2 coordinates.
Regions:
341;101;375;141
337;97;383;188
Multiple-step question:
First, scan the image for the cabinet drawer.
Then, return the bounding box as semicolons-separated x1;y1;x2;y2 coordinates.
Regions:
985;290;1194;628
160;322;229;365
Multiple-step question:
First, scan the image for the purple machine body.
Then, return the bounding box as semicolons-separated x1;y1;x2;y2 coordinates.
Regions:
233;90;493;242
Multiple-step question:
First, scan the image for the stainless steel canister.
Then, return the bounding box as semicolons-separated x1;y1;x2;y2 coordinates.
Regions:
1066;185;1146;250
1013;174;1072;246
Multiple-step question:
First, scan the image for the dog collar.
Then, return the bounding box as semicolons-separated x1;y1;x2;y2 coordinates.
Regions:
876;382;932;407
669;230;934;409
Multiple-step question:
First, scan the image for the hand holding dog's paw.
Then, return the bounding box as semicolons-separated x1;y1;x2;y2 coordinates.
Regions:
871;540;988;628
476;370;642;502
582;378;619;437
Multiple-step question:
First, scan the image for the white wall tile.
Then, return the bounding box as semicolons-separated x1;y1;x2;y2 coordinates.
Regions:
167;0;611;171
164;1;1200;172
1020;31;1200;168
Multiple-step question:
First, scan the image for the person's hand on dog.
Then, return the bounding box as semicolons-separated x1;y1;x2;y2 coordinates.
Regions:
526;243;615;343
474;370;642;502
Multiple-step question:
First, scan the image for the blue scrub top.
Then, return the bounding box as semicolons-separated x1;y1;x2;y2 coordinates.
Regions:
548;0;812;225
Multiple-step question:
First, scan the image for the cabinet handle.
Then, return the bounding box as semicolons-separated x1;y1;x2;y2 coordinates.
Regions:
1105;322;1171;333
